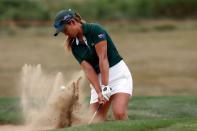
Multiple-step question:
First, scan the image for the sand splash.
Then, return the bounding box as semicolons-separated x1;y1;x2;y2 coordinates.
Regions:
19;64;91;130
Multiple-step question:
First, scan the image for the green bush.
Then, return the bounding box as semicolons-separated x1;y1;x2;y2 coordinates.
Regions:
151;0;197;18
0;0;197;21
0;0;50;20
62;0;197;20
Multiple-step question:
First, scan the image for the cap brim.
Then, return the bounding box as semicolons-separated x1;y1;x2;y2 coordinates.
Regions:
53;24;65;37
54;30;60;37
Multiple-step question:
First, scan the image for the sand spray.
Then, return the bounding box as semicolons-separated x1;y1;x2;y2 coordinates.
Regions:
19;64;92;130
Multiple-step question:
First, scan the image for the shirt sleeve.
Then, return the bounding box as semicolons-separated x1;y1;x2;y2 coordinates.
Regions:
91;24;107;45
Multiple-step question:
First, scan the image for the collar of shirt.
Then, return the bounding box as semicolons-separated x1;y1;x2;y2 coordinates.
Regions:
72;23;90;47
75;36;88;46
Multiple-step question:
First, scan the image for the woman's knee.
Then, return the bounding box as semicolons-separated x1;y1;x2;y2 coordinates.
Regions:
113;110;128;120
111;93;130;120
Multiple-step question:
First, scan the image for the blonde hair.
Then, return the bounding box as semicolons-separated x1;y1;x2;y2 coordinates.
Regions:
65;12;86;51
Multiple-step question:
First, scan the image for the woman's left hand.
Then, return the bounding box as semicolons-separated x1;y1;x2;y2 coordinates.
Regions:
101;85;112;101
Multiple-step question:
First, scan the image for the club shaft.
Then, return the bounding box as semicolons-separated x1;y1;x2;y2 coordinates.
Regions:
88;104;102;124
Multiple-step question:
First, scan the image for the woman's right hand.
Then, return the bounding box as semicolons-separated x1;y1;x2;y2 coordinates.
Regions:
98;92;106;104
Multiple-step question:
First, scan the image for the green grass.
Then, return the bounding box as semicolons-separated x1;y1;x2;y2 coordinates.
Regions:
0;97;24;124
48;96;197;131
129;96;197;120
50;118;197;131
0;96;197;131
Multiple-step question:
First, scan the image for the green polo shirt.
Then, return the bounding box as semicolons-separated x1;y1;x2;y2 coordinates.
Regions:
71;23;122;74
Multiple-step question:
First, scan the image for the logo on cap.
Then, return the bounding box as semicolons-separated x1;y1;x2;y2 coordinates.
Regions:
63;14;72;22
98;34;106;39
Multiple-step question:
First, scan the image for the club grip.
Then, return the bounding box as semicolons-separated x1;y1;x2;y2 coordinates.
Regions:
97;104;102;111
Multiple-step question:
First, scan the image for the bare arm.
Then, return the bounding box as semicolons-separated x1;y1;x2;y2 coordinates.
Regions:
95;40;109;86
80;60;101;94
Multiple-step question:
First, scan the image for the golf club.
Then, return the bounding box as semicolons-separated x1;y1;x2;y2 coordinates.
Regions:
88;104;102;124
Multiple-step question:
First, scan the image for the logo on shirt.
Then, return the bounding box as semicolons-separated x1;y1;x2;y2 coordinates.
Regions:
98;33;106;39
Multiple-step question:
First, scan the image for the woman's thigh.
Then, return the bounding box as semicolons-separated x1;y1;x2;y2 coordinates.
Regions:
111;93;130;120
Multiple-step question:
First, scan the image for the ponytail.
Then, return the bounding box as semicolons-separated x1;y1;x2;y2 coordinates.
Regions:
66;37;74;51
74;12;86;24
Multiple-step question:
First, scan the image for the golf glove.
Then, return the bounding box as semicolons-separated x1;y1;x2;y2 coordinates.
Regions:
101;85;112;101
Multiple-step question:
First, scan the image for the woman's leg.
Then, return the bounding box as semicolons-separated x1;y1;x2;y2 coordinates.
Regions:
89;98;112;121
111;93;130;120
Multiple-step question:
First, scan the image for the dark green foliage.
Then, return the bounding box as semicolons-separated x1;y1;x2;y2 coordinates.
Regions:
0;0;50;20
0;0;197;21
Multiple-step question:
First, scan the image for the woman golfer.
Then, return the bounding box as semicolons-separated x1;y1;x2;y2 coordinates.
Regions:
54;9;133;121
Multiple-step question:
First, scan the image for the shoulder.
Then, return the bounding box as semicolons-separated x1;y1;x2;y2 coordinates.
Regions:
87;23;107;38
89;23;105;31
90;23;102;27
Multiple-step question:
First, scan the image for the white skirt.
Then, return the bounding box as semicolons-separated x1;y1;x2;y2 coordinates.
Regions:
90;60;133;104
